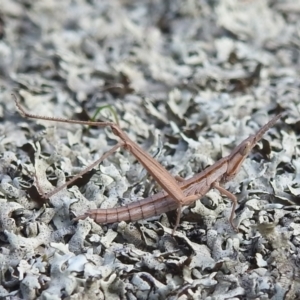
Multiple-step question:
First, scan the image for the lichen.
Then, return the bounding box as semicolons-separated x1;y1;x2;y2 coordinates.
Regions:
0;0;297;298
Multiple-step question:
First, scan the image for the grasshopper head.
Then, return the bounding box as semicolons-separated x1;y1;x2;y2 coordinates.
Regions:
223;113;281;182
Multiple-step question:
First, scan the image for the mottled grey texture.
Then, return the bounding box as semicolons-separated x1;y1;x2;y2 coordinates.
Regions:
0;0;299;299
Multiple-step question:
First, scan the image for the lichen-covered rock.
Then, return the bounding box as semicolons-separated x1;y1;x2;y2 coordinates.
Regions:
0;0;297;298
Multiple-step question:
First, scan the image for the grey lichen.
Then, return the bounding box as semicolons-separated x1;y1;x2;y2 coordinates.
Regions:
0;0;298;299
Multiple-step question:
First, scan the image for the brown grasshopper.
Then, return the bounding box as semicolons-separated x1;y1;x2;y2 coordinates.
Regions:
13;95;281;232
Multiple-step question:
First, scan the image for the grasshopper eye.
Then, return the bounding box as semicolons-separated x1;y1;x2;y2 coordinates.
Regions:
239;141;251;156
